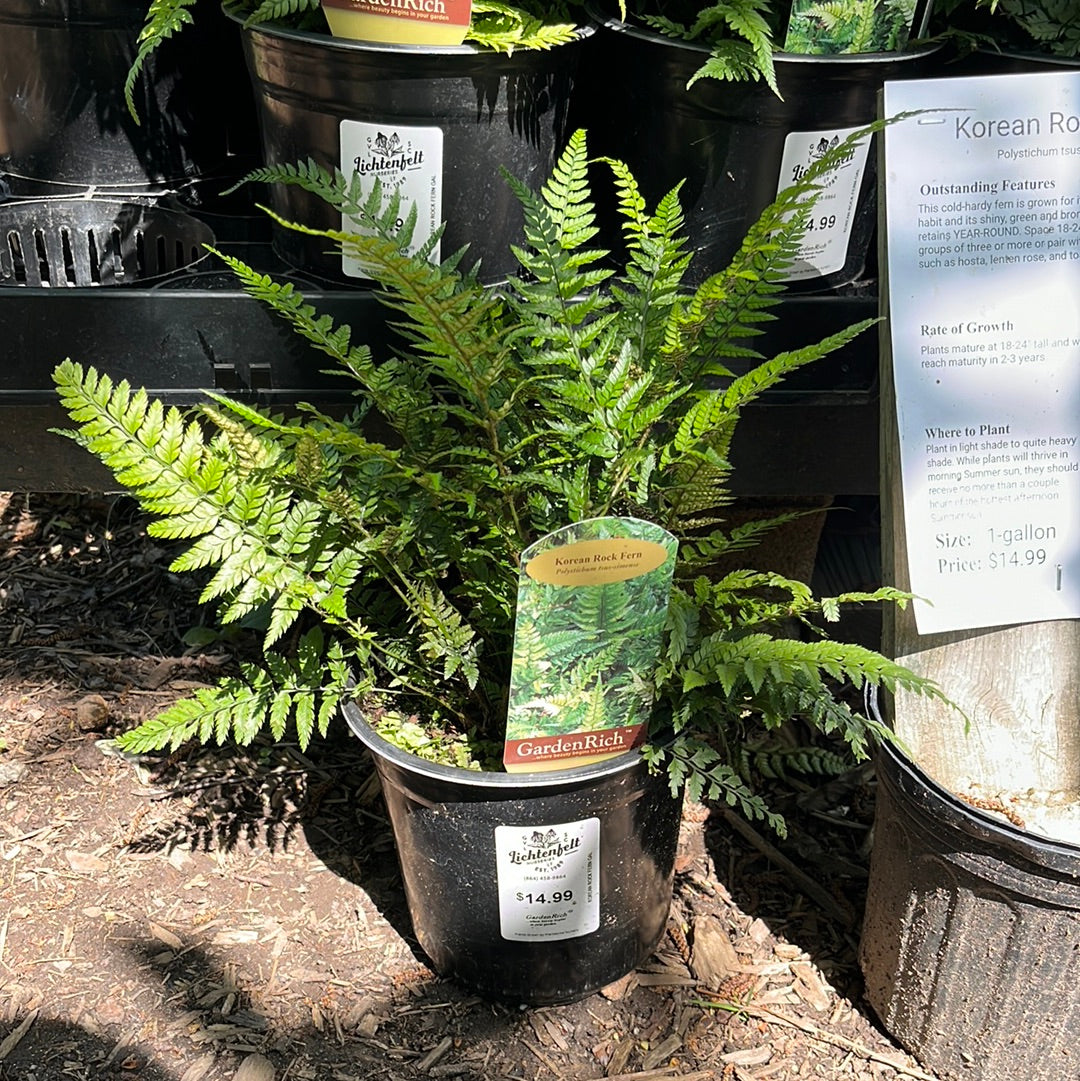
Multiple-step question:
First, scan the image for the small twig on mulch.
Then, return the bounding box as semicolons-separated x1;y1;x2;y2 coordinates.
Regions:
0;1010;39;1061
587;1070;719;1081
718;1002;939;1081
714;806;853;926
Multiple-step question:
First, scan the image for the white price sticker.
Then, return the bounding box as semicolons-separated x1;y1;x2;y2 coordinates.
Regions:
494;818;600;942
338;119;443;279
775;125;871;280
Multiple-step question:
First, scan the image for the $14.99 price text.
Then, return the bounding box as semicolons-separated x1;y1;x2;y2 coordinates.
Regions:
515;890;573;905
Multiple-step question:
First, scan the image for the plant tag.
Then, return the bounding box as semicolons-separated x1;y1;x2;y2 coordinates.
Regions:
775;126;871;280
322;0;471;45
503;516;677;772
494;817;600;941
782;0;918;55
338;120;443;279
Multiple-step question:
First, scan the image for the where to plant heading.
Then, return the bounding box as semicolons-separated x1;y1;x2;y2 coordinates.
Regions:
53;127;949;831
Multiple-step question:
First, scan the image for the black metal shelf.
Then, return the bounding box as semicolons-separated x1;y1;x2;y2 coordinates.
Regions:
0;226;880;494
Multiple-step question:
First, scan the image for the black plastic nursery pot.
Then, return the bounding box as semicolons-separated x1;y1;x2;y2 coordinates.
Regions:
581;20;941;289
343;699;683;1004
232;11;594;284
860;737;1080;1081
0;0;256;191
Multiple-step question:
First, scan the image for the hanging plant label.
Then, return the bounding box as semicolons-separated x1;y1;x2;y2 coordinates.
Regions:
775;126;872;281
339;120;443;279
503;517;677;772
494;817;600;941
321;0;471;46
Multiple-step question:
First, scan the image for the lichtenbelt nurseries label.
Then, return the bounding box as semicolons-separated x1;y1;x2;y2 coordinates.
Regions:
503;517;677;772
883;71;1080;633
339;120;443;279
775;125;871;281
494;817;600;941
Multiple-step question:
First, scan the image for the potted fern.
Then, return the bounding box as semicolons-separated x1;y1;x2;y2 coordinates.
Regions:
126;0;594;283
53;127;944;1004
581;0;941;288
931;0;1079;65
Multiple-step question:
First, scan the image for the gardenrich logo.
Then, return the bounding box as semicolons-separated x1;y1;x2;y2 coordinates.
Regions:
352;130;425;178
504;827;583;869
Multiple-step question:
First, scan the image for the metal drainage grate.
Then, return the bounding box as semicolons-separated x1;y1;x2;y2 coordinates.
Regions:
0;199;215;287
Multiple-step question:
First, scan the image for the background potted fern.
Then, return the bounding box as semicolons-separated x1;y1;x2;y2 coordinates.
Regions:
127;0;595;283
53;127;944;1004
580;0;941;288
931;0;1079;68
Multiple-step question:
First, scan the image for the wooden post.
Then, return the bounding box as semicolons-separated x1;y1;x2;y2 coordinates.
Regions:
880;325;1080;801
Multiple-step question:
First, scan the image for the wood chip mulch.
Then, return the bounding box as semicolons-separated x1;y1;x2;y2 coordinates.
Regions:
0;493;942;1081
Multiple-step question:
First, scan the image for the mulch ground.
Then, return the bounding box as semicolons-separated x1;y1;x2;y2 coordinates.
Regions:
0;492;941;1081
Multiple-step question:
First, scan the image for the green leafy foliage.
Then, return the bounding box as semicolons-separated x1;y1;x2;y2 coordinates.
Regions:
125;0;199;122
934;0;1080;58
467;0;581;50
626;0;924;92
54;125;953;827
635;0;782;93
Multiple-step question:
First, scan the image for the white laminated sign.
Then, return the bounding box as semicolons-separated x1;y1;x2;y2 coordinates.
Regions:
883;71;1080;633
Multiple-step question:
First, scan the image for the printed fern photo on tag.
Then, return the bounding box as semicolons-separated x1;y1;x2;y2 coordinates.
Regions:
783;0;918;54
504;517;677;772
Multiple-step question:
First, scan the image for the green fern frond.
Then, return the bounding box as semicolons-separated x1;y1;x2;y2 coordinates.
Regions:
124;0;197;122
649;737;786;833
242;0;320;25
744;740;850;781
223;157;346;202
467;0;579;50
685;41;776;91
58;123;952;808
115;634;344;753
720;319;879;412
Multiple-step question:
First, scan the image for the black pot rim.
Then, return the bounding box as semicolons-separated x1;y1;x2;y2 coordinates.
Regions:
975;44;1080;69
224;1;595;57
342;695;651;791
872;697;1080;873
592;10;941;66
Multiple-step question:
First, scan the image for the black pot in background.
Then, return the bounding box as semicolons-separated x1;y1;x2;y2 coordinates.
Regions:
860;735;1080;1081
950;44;1079;77
343;699;683;1005
233;13;594;285
580;21;942;290
0;0;257;191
